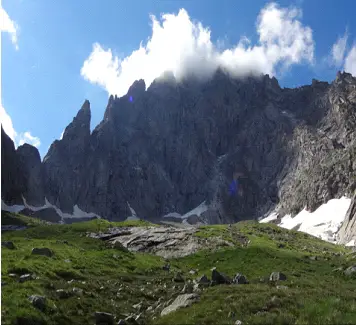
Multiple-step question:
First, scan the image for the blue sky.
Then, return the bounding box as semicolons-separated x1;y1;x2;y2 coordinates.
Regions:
1;0;356;158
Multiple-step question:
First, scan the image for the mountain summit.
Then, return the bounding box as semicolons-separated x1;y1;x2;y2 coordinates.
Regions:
2;71;356;225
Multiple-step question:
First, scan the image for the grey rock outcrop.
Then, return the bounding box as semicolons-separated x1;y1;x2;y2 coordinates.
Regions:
100;226;231;258
338;192;356;245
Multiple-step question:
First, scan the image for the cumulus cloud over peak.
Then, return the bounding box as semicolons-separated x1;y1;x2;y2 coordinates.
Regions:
18;132;41;148
1;105;41;148
0;104;17;141
81;2;315;97
0;7;19;50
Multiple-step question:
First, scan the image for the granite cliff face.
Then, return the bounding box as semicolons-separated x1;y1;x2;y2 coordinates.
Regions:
2;71;356;224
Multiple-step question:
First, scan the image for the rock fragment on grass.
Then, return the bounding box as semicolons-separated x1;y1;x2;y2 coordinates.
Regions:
269;272;287;281
31;247;53;257
28;295;46;311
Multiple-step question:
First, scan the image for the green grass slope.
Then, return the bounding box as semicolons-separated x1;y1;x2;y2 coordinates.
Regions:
2;212;356;325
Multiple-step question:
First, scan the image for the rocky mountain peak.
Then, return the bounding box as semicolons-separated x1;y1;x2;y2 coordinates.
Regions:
2;71;356;225
335;71;356;85
127;79;146;98
62;99;91;140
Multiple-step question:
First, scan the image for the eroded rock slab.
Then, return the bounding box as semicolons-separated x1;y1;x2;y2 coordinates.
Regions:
161;294;200;316
91;226;233;258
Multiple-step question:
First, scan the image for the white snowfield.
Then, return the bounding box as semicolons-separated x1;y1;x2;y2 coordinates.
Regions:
260;196;352;244
1;197;101;223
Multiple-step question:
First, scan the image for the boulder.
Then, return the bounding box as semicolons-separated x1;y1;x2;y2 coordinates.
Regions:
2;241;15;249
211;268;231;285
19;274;33;283
56;289;72;299
196;274;210;284
28;295;46;311
232;273;248;284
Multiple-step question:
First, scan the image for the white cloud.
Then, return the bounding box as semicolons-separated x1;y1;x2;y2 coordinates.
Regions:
344;46;356;76
59;131;64;140
330;32;348;67
0;7;19;50
0;104;17;141
81;2;314;97
1;105;41;148
18;132;41;148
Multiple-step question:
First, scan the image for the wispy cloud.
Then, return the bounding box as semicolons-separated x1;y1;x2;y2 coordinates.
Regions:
330;31;348;67
0;7;19;50
329;29;356;77
344;45;356;76
81;2;314;97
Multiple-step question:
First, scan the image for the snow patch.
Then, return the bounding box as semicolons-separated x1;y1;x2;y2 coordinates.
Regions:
261;197;352;243
125;215;140;221
1;200;25;213
2;197;101;223
181;201;208;219
127;201;137;217
162;201;208;223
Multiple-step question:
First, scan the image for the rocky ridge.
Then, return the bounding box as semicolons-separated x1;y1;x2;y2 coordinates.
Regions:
1;70;356;229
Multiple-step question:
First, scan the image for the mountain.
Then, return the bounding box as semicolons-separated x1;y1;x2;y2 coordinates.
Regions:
2;70;356;227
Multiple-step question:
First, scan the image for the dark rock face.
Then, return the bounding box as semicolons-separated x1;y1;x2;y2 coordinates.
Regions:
1;71;356;224
1;127;25;205
16;144;45;206
43;100;91;214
